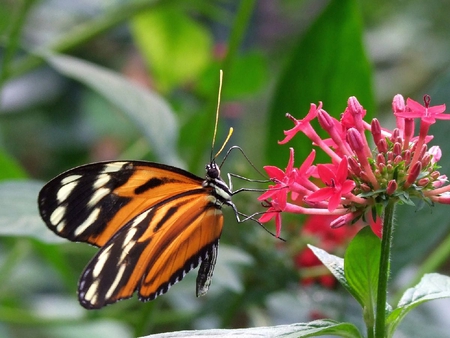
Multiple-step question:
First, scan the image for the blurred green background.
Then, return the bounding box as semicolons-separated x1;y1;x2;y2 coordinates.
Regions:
1;0;450;337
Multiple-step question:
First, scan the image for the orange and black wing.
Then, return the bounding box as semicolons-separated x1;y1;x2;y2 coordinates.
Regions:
78;189;223;309
38;160;224;309
38;161;206;247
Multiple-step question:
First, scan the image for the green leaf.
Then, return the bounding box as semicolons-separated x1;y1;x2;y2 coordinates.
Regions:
131;7;212;93
196;50;268;100
308;244;349;289
0;149;27;180
0;180;64;243
140;320;362;338
344;226;381;319
266;0;374;167
42;53;181;166
387;273;450;337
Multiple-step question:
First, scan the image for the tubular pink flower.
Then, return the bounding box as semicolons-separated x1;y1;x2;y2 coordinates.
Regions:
393;94;406;132
345;97;371;157
278;104;320;144
403;118;414;150
432;175;448;188
293;150;317;196
428;193;450;205
306;157;356;212
395;96;449;124
330;211;362;229
258;148;297;209
318;110;352;157
259;202;283;237
259;94;450;238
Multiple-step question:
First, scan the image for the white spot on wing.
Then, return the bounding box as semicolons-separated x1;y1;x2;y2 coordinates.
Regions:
57;181;78;203
92;245;112;278
105;263;126;300
120;238;136;263
88;187;110;207
61;175;82;185
102;162;128;173
50;206;66;226
93;174;111;189
74;208;101;237
56;220;66;233
131;209;152;227
83;280;99;304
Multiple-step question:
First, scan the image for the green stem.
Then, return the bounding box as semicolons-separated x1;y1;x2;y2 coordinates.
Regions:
374;201;396;338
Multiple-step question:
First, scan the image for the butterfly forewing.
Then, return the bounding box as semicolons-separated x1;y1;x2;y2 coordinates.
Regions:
38;161;205;247
78;189;223;309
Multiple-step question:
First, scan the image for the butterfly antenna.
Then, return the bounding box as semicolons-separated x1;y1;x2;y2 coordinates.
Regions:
211;69;224;161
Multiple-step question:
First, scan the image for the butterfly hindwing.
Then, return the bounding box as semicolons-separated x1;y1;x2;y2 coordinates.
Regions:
78;189;223;309
38;161;206;247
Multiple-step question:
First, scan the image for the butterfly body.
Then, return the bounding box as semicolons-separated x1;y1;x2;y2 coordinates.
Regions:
38;160;234;309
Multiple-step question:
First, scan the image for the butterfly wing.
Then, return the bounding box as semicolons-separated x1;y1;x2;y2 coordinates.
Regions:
38;161;205;247
78;189;223;309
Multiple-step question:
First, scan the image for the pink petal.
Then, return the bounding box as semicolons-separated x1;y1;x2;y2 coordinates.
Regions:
306;187;334;202
264;166;285;180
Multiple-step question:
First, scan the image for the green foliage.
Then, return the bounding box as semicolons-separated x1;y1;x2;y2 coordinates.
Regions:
141;320;363;338
1;0;450;337
267;0;374;167
131;7;212;93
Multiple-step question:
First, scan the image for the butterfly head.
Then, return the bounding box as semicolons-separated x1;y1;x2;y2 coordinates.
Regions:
205;162;220;179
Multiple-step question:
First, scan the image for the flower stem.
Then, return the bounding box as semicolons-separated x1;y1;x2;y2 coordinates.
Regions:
375;200;396;338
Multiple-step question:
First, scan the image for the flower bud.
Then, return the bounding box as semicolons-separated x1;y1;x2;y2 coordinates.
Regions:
417;178;430;186
377;138;388;153
386;180;397;195
393;142;402;156
347;128;364;152
428;146;442;164
392;94;405;113
404;150;411;165
376;153;386;165
347;156;361;176
317;109;335;132
394;155;403;165
404;162;422;188
421;153;432;168
371;119;382;145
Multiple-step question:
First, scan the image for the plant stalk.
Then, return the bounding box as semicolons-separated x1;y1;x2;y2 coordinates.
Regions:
374;200;396;338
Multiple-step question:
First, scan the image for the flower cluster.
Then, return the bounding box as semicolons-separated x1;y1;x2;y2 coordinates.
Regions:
260;94;450;237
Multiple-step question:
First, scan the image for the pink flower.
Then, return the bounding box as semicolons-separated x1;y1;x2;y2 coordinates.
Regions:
259;94;450;239
258;148;297;210
259;201;283;237
394;96;448;125
306;157;356;212
278;104;320;144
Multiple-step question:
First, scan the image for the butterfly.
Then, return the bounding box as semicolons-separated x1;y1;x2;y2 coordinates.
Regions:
38;158;237;309
37;71;259;309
